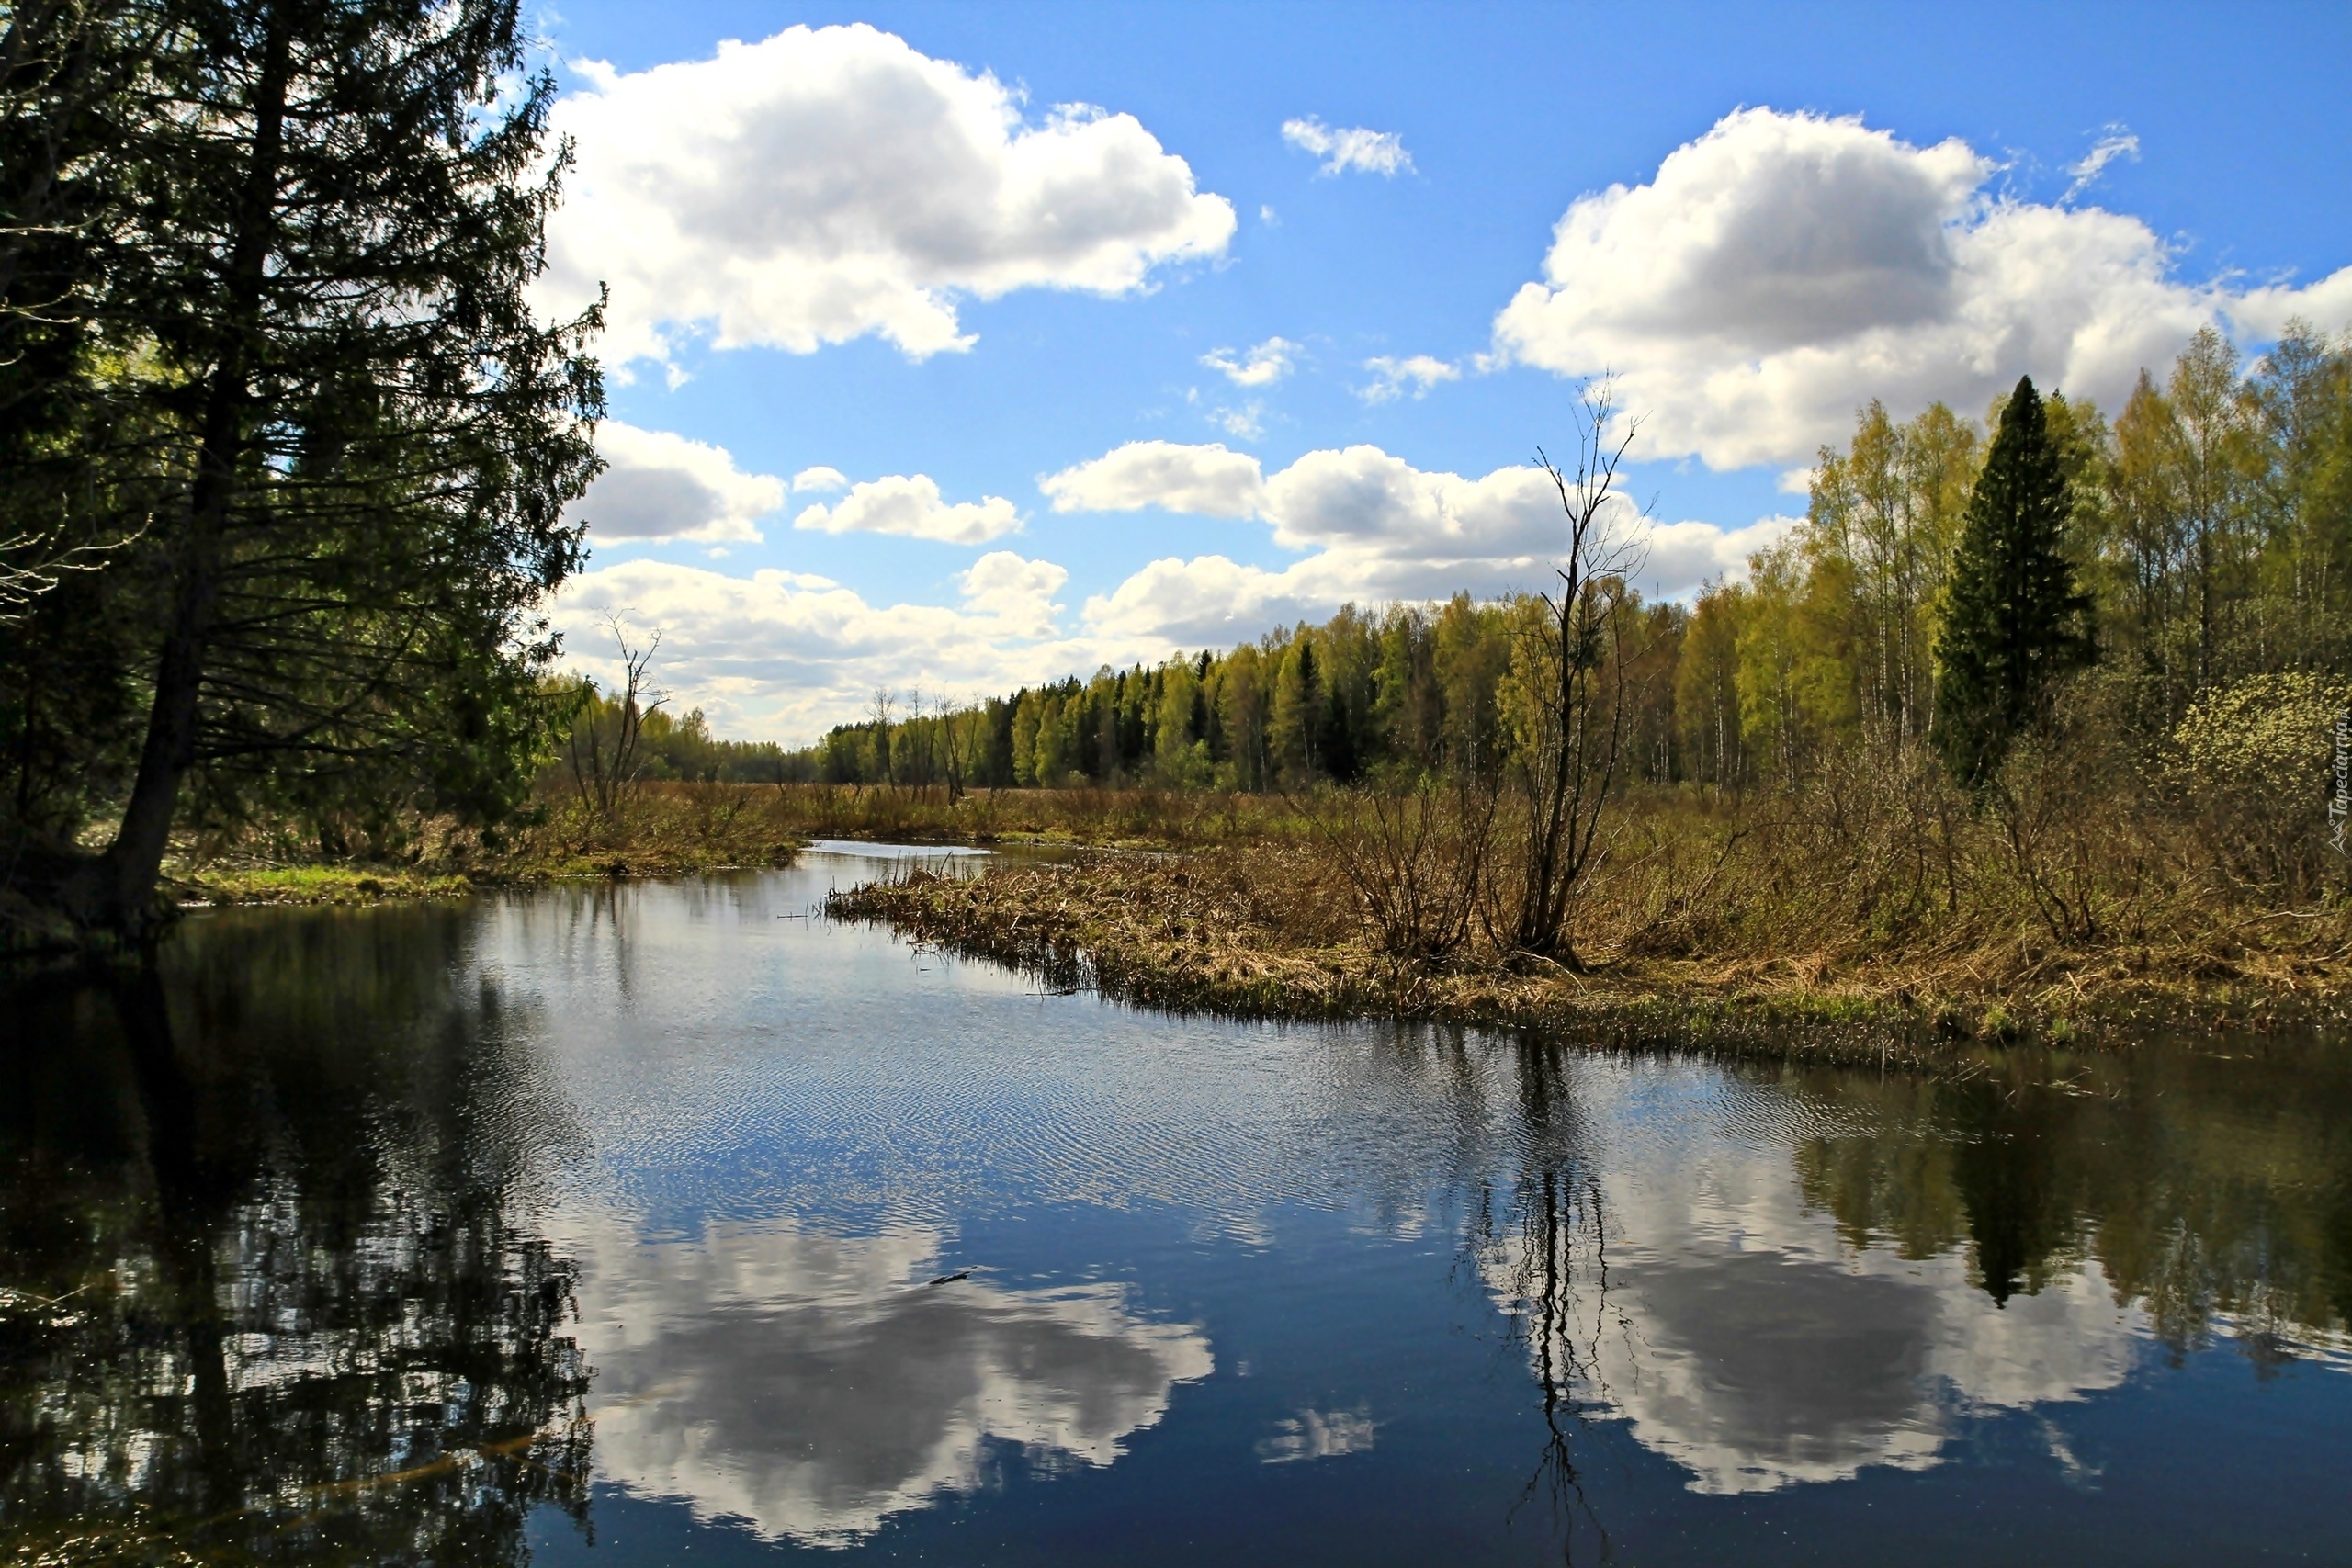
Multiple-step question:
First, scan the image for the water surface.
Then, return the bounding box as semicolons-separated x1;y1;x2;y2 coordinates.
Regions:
5;848;2347;1564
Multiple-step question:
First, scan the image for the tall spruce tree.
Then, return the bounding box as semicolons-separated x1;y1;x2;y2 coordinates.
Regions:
0;3;164;858
1931;375;2095;785
0;2;158;609
13;0;603;938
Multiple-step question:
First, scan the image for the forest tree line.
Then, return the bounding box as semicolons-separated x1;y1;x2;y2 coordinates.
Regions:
801;327;2351;822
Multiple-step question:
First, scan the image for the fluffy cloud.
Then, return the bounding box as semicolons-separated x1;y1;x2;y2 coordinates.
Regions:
565;422;785;543
1260;446;1564;555
1202;336;1298;387
958;550;1067;637
1490;107;2352;470
1638;516;1803;592
1040;440;1266;516
1059;439;1794;643
552;554;1120;737
791;466;848;493
793;475;1022;544
2232;266;2352;343
1282;117;1413;177
1358;355;1459;403
542;24;1236;366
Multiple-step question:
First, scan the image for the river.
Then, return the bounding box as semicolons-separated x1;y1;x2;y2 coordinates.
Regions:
4;844;2347;1564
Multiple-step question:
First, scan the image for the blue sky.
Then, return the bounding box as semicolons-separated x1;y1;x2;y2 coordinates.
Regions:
529;1;2352;739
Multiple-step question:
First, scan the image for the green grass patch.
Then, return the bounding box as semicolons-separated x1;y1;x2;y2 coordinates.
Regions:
181;864;476;907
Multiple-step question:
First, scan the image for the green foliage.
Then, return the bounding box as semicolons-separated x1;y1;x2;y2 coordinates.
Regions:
1931;376;2097;785
795;321;2352;828
792;596;1561;795
1;0;605;934
2164;671;2352;893
1806;399;1978;746
557;682;787;788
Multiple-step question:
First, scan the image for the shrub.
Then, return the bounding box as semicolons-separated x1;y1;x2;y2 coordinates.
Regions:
2165;671;2352;897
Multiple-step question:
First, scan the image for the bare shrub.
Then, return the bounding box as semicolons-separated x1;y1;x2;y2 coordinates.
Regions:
1310;773;1497;963
1490;383;1646;965
565;615;664;820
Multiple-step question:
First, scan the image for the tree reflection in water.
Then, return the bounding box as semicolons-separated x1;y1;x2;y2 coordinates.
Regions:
1468;1037;1623;1565
0;908;591;1567
1464;1025;2352;1539
1781;1043;2352;1357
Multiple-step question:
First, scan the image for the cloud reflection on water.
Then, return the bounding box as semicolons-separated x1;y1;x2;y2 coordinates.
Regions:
1486;1107;2142;1495
554;1214;1212;1545
1257;1405;1378;1464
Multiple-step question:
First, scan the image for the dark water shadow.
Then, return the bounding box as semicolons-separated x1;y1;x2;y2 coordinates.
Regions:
0;907;592;1566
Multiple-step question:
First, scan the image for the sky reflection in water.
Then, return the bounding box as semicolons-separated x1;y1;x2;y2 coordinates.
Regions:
2;849;2347;1565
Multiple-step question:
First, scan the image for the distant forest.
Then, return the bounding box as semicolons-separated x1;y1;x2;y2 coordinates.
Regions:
783;327;2350;801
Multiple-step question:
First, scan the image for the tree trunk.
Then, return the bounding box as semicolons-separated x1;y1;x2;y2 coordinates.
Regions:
74;16;288;937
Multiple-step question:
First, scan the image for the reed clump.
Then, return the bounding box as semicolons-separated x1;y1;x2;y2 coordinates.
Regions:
830;759;2352;1062
741;781;1313;850
486;777;1299;878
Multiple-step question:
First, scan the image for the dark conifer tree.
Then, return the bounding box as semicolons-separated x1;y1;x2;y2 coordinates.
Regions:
21;0;604;935
1931;375;2096;785
1322;679;1356;783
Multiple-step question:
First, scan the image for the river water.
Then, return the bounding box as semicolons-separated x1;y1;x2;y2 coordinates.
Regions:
4;845;2347;1565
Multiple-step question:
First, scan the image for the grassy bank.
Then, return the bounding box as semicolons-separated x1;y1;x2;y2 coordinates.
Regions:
826;812;2352;1065
130;783;1307;924
125;778;2352;1066
177;863;480;907
157;781;1314;909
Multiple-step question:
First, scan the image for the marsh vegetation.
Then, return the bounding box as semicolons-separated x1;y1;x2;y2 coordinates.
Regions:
823;362;2352;1048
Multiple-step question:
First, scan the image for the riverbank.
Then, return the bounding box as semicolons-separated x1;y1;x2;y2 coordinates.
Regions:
127;784;1303;915
21;781;2348;1066
827;847;2352;1066
175;784;1303;895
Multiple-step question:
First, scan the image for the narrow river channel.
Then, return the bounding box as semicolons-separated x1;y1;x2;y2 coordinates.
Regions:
6;844;2347;1564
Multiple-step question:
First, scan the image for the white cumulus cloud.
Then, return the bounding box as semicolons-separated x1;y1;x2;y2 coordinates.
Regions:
2231;268;2352;343
958;550;1068;638
552;556;1123;738
1202;336;1298;387
1358;355;1459;403
1058;439;1796;644
566;422;785;543
1488;107;2352;471
793;475;1022;545
541;24;1237;367
1282;117;1413;177
1040;440;1266;516
791;466;848;493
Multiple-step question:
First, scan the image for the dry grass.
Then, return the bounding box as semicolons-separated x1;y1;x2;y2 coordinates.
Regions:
481;781;1313;874
153;770;2352;1059
745;781;1314;850
831;778;2352;1062
158;782;1312;901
